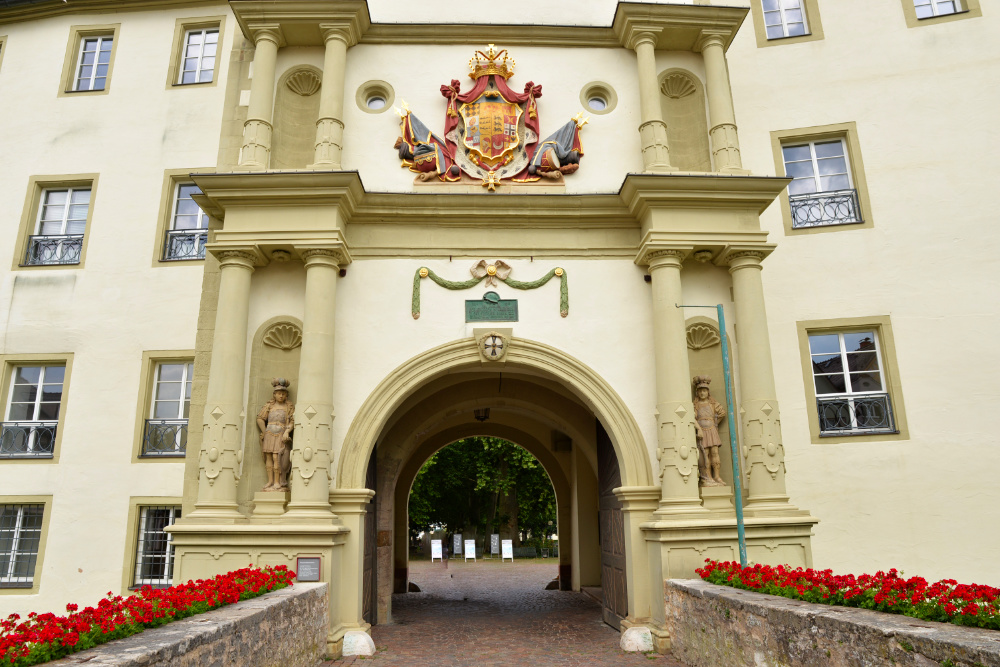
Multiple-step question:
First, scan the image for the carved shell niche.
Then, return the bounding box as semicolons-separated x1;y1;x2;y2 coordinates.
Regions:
286;70;321;96
686;323;721;350
660;73;697;99
263;323;302;350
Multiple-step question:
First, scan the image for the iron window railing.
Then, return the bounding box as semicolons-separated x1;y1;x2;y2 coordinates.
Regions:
23;234;84;266
0;504;44;588
789;188;862;229
162;230;207;261
141;419;188;457
817;393;897;436
0;422;57;458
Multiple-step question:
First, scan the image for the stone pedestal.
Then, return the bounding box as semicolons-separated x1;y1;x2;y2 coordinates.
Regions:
251;490;289;518
699;485;734;513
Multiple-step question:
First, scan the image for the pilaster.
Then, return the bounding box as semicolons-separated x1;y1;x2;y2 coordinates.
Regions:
329;489;376;644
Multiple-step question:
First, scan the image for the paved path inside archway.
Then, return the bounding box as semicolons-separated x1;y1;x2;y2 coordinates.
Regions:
325;559;689;666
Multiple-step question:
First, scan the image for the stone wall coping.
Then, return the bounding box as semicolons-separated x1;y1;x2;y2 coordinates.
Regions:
49;582;328;666
667;579;1000;664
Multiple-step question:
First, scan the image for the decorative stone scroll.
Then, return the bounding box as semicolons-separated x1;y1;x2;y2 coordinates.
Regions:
686;323;721;350
411;260;568;319
262;323;303;350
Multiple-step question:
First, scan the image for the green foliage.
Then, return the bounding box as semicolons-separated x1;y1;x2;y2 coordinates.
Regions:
899;639;914;652
408;437;557;544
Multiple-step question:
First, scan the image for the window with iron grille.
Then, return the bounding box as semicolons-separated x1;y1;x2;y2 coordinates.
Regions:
24;188;90;266
763;0;809;39
2;366;64;458
782;140;862;229
163;184;208;261
0;504;44;588
142;362;192;456
808;331;897;436
133;506;181;588
179;28;218;84
914;0;963;18
73;36;113;91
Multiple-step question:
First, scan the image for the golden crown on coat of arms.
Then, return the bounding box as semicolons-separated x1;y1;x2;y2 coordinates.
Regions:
468;44;515;80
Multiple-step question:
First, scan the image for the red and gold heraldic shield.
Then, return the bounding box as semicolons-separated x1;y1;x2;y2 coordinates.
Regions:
459;97;522;164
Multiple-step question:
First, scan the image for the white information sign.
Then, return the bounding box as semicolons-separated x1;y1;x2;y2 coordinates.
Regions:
453;533;463;555
490;533;500;556
501;539;514;562
464;539;476;561
430;539;443;562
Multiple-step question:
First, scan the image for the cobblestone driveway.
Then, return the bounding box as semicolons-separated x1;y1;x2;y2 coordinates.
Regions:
326;559;688;666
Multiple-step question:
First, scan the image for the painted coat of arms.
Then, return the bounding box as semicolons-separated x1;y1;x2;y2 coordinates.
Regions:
394;44;587;190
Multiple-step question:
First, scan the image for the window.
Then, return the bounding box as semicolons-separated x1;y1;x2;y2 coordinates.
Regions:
166;17;225;89
914;0;962;18
24;187;90;266
59;25;119;97
808;332;897;436
132;505;181;588
0;36;7;73
796;317;909;444
0;504;44;588
770;123;873;235
1;366;64;459
751;0;823;46
142;362;192;456
763;0;808;38
781;140;861;229
73;35;113;91
179;28;218;84
163;184;208;261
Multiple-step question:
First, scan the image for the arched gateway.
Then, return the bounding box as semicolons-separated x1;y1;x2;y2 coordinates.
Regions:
336;336;658;627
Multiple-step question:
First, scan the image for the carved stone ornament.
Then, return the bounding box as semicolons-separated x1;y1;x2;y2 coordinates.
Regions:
660;73;697;99
686;323;721;350
393;44;587;189
286;69;322;96
262;323;302;350
478;331;508;362
471;259;512;287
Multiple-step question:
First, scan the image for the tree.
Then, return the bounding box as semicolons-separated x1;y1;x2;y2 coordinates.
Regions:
408;437;557;548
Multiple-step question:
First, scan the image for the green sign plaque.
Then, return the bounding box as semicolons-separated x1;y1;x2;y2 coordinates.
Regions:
466;291;518;322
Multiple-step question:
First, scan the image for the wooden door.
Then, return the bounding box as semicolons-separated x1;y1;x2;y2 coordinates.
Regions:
362;446;377;626
597;421;628;630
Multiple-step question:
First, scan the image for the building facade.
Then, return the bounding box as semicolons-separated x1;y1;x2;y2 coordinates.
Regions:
0;0;996;656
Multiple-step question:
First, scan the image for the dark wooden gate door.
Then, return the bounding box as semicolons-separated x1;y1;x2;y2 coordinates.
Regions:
597;421;628;630
362;446;377;626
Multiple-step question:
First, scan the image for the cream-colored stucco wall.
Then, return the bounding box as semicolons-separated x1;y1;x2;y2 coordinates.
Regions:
2;0;998;622
0;3;234;616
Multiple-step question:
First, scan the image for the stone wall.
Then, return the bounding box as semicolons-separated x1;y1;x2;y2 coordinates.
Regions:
50;583;329;667
664;579;1000;667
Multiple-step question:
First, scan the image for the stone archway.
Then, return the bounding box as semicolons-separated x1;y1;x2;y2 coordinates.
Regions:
334;336;658;630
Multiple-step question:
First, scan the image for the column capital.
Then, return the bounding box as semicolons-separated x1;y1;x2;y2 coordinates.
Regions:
247;23;285;47
613;486;661;513
635;244;692;268
620;25;662;51
318;23;357;47
329;488;376;514
213;248;263;270
694;29;732;53
715;245;775;269
297;244;352;267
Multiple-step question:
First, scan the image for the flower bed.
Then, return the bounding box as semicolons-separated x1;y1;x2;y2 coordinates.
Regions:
697;560;1000;631
0;565;294;667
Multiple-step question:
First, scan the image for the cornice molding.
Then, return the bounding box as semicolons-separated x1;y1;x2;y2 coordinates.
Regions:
231;0;369;47
0;0;223;26
613;2;748;52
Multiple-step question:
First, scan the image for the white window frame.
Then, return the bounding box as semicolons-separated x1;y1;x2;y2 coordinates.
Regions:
782;139;854;195
150;362;192;421
0;504;44;587
132;506;181;588
914;0;963;18
763;0;810;39
169;184;210;232
809;331;896;434
73;35;113;91
178;28;218;84
4;365;63;457
5;366;64;423
35;187;90;237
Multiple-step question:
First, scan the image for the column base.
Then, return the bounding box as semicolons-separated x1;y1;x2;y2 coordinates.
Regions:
284;501;337;522
185;501;244;522
251;490;289;518
306;161;343;171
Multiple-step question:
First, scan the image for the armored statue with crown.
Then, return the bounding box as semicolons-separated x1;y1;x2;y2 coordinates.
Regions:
395;45;587;190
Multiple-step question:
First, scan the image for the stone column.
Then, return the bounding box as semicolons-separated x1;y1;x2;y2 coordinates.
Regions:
697;31;746;174
631;31;675;173
647;250;706;515
309;26;350;170
239;26;282;169
286;249;344;518
727;250;791;512
190;249;258;519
